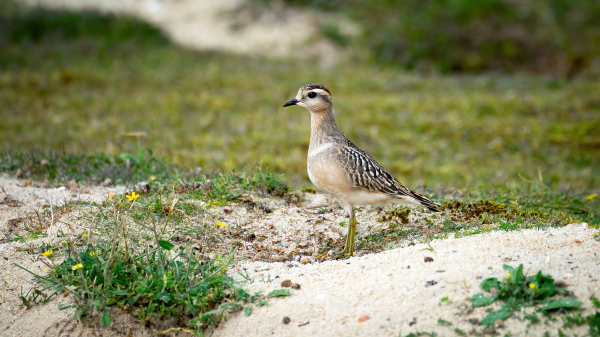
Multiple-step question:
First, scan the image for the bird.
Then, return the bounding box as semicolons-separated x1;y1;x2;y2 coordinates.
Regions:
283;83;441;259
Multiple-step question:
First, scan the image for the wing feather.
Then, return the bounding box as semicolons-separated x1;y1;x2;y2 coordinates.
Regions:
337;140;440;212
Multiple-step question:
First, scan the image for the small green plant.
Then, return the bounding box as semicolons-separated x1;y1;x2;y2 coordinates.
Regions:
15;196;289;335
437;318;452;326
471;264;582;327
588;312;600;336
524;313;540;324
563;311;600;336
453;328;465;335
404;332;437;337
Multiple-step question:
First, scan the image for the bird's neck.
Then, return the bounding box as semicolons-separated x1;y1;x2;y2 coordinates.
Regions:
309;110;346;149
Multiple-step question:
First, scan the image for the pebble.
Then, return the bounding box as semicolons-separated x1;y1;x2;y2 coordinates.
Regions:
283;317;291;324
291;283;301;290
281;279;292;287
358;315;369;322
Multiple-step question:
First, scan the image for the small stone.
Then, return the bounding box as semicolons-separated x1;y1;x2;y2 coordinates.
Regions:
494;320;505;328
583;223;589;229
573;240;582;244
358;315;369;322
425;280;437;287
67;180;78;190
554;280;568;287
424;256;434;262
301;257;311;264
294;255;301;262
291;283;301;290
281;279;292;287
283;317;290;324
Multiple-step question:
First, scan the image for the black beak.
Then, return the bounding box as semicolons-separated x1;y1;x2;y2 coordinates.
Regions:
283;98;298;107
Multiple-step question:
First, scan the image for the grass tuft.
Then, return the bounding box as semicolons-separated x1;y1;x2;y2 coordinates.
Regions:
0;149;171;186
467;263;600;335
15;191;290;335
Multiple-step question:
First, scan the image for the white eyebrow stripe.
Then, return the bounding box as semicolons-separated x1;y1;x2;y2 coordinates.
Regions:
309;89;329;96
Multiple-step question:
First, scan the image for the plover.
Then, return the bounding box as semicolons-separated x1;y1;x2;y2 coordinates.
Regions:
283;83;440;259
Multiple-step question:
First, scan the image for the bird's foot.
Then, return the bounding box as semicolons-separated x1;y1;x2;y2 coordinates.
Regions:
316;253;330;260
333;250;353;260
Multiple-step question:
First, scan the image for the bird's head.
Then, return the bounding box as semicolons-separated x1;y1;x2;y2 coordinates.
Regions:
283;83;333;113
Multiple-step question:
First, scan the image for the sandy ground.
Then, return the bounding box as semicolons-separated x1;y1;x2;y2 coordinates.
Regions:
218;226;599;337
1;177;599;336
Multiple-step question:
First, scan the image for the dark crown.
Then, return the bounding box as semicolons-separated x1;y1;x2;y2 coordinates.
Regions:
301;83;331;96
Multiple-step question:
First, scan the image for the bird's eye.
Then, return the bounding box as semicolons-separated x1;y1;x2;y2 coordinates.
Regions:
307;92;317;98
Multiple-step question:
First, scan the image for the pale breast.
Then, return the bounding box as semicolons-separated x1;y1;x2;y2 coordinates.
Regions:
307;147;351;197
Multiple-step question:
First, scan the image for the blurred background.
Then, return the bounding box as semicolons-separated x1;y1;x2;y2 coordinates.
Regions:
1;0;599;191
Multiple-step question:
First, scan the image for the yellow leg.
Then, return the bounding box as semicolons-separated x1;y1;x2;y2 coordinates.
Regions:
335;208;356;259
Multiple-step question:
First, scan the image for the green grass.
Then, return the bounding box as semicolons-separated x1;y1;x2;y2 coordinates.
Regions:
0;7;599;194
13;173;293;334
467;265;600;336
3;6;599;333
0;148;172;186
428;264;600;336
360;184;599;251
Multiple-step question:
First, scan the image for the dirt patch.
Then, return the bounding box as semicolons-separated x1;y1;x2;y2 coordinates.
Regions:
216;225;599;337
1;176;598;336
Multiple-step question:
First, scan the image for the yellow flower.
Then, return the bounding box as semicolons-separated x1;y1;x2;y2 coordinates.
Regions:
89;252;94;257
586;194;597;201
45;268;48;272
126;192;139;201
216;222;226;227
62;240;66;244
507;273;511;278
42;250;53;257
72;263;83;271
150;176;156;181
82;233;87;237
52;269;56;272
529;283;535;289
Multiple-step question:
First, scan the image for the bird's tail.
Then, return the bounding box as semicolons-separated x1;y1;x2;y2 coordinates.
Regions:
409;190;441;212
